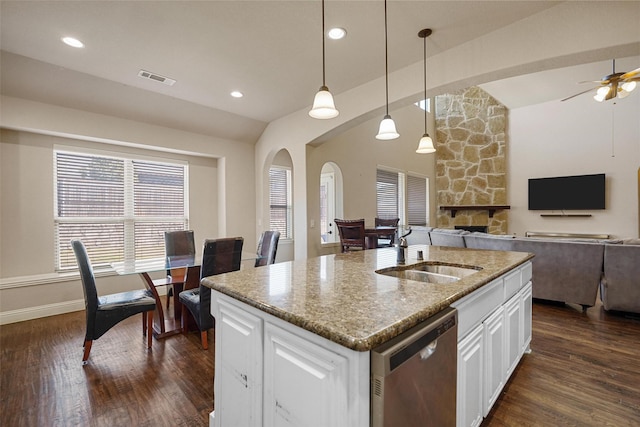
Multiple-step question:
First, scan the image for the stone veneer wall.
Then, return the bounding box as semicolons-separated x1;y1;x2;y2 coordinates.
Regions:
434;87;508;234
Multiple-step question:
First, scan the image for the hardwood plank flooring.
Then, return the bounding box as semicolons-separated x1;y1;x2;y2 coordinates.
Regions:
1;299;639;426
484;300;640;426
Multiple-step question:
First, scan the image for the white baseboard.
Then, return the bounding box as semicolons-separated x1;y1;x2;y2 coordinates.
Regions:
0;299;85;325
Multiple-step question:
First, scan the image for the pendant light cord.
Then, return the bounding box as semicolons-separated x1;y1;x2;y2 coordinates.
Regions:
384;0;389;115
423;33;427;132
321;0;326;87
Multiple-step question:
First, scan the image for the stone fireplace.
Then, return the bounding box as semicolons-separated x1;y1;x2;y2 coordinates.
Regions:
434;87;508;234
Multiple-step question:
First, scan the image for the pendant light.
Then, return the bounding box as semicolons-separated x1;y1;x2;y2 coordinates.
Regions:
416;28;435;154
376;0;399;140
309;0;339;119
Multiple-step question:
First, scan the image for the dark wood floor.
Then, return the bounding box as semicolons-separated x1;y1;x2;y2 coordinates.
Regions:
1;299;639;426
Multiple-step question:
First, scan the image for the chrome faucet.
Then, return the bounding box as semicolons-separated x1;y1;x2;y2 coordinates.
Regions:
396;228;412;265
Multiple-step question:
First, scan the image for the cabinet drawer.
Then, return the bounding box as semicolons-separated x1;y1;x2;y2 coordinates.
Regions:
452;278;503;339
521;261;532;284
503;268;522;301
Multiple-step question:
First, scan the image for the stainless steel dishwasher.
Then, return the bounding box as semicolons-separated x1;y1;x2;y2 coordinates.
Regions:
371;307;457;427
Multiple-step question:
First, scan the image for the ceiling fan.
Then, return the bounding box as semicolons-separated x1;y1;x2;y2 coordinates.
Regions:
561;59;640;102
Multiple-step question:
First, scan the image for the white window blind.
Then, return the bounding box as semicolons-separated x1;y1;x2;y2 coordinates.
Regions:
407;174;428;226
269;167;292;238
55;150;188;270
376;168;399;219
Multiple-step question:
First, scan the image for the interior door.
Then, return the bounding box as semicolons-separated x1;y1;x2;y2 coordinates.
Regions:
320;173;336;243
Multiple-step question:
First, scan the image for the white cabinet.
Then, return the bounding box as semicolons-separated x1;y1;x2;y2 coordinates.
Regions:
263;323;349;427
483;306;505;416
211;292;369;427
457;324;484;427
453;261;533;427
522;282;533;353
213;297;263;427
504;290;522;379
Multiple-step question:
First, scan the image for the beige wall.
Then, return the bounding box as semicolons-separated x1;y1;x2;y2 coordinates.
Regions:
306;103;437;258
255;1;640;260
0;97;256;322
508;89;640;239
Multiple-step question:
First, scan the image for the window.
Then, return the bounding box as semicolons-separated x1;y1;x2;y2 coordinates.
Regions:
376;168;428;227
376;168;404;224
54;149;188;270
407;174;428;226
269;166;292;239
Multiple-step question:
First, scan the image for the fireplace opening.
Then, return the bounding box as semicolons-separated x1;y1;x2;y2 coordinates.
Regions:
455;225;488;233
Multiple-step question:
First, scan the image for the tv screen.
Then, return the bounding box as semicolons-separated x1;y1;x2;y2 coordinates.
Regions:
528;173;605;210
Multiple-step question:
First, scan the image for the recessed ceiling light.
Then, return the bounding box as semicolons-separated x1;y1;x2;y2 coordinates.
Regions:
230;91;244;98
62;36;84;48
327;28;346;40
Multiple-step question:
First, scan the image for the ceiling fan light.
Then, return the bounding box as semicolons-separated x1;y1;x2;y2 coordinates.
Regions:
596;86;611;97
617;88;631;99
621;81;636;92
594;92;606;102
309;86;339;119
416;134;435;153
376;115;399;140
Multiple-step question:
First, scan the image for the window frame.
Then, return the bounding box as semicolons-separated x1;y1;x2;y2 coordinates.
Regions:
376;166;429;228
269;165;293;239
53;146;189;271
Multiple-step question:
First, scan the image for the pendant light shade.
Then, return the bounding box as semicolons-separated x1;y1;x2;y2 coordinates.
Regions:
416;133;435;153
309;0;339;119
416;28;435;154
310;85;339;119
377;114;400;140
376;0;399;140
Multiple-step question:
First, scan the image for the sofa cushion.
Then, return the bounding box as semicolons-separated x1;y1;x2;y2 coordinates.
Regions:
511;238;604;307
429;229;469;248
464;232;516;251
601;244;640;314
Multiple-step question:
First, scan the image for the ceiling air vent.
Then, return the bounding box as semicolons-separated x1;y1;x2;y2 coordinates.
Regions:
137;69;176;86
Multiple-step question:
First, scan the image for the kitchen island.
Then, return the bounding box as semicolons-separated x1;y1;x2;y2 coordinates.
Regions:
202;244;533;427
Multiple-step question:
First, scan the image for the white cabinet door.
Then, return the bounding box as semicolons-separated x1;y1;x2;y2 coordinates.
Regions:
504;292;522;379
483;306;505;416
457;324;484;427
263;322;349;427
521;282;533;353
213;297;263;427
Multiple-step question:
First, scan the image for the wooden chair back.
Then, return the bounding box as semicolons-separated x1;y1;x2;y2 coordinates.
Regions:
334;218;366;252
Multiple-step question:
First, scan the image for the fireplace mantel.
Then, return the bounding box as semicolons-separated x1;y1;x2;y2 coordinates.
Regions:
440;205;511;218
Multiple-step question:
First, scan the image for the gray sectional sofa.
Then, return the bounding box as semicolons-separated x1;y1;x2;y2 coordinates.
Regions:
410;227;639;314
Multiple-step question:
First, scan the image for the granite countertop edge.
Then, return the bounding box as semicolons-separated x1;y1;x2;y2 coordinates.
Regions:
203;247;534;352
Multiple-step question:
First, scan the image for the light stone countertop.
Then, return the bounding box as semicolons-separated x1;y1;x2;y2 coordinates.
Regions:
202;245;534;352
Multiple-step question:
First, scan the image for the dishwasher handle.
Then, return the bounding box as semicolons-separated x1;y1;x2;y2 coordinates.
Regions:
419;340;438;360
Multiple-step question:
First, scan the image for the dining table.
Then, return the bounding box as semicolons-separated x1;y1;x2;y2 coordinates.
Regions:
364;226;397;249
111;252;259;339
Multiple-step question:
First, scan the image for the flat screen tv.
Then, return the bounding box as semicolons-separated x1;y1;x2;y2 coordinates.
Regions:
528;173;605;210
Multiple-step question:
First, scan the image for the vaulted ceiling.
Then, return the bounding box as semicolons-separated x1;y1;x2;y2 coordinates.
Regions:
1;1;639;144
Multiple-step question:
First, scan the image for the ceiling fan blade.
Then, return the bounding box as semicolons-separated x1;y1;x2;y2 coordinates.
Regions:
621;67;640;80
560;86;599;102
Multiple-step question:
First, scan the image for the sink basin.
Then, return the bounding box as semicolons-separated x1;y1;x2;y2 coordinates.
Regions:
376;263;481;284
409;263;480;278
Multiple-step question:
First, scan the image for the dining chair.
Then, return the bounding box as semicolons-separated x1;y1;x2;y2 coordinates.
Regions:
255;230;280;267
154;230;195;311
334;218;366;253
71;239;156;364
179;237;244;349
375;217;399;247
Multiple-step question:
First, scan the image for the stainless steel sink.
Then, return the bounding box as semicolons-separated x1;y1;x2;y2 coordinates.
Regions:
376;263;481;284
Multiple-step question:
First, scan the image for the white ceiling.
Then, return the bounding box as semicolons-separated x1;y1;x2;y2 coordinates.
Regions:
1;1;638;143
